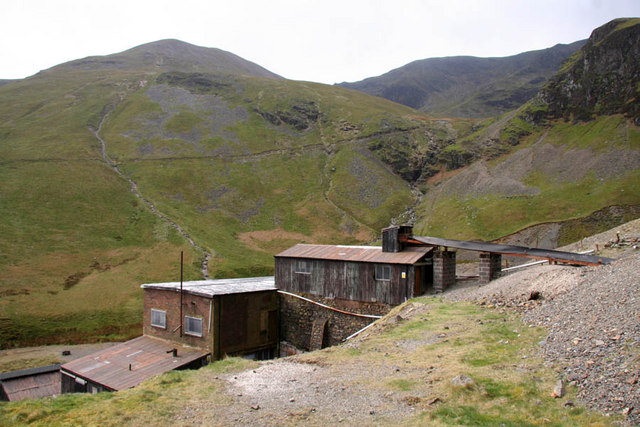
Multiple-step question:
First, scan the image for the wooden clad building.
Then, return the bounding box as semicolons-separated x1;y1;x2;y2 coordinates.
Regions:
0;365;60;401
275;243;433;306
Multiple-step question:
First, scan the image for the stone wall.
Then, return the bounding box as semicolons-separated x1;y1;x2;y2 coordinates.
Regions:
279;292;381;351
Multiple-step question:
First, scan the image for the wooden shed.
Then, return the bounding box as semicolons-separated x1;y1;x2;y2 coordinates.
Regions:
0;364;60;401
275;244;433;306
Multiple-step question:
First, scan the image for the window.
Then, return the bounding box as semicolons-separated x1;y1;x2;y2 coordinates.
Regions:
185;316;203;337
375;264;391;281
295;260;312;274
150;309;166;329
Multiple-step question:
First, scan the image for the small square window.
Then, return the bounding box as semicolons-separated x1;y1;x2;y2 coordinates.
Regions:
185;316;203;337
295;260;311;274
151;309;166;329
375;264;391;281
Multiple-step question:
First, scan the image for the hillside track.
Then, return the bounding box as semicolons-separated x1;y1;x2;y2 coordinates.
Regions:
90;110;212;279
118;127;420;164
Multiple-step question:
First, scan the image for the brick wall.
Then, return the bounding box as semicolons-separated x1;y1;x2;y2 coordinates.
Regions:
433;249;456;291
142;288;212;351
279;292;381;351
479;252;502;284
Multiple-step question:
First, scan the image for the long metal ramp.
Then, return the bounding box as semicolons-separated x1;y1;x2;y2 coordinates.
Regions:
403;235;614;266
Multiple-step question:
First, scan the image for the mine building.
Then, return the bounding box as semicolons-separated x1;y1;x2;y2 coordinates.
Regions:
0;365;60;401
60;277;278;393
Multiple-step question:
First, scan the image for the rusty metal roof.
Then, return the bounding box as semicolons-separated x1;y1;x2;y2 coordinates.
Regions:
141;276;276;298
407;236;613;266
275;244;432;264
0;365;60;401
60;336;208;391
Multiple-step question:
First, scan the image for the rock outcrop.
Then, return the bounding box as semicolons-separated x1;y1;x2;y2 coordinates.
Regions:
539;18;640;124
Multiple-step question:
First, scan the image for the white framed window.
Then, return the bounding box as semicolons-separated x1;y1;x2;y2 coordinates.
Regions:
375;264;391;281
295;260;312;274
150;309;167;329
185;316;203;337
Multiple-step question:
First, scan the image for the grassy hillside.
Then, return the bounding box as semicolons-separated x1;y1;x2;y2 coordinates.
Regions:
413;19;640;241
0;45;457;347
414;114;640;240
2;18;639;349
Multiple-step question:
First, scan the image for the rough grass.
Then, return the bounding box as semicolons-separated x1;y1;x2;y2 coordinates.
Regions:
416;169;640;241
0;299;616;426
0;357;61;374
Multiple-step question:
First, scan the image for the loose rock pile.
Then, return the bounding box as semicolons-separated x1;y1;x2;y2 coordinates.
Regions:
447;252;640;424
521;254;640;424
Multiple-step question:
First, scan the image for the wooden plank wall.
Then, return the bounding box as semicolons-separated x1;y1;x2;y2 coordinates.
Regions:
275;258;415;305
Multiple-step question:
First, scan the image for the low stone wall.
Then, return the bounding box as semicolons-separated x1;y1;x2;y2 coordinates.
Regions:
279;292;383;351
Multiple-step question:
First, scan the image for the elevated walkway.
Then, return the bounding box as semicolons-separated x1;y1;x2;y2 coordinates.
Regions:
404;235;613;266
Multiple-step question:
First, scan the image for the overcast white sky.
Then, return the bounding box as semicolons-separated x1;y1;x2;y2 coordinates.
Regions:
2;0;639;84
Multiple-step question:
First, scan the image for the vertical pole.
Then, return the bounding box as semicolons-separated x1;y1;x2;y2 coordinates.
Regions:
180;251;184;337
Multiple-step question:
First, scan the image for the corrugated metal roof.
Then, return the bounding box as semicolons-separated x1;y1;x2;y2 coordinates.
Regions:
0;364;60;381
408;236;614;266
275;244;432;264
61;336;209;391
141;276;276;298
1;366;60;401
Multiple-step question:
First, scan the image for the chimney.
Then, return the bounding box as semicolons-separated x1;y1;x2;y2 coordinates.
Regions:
382;225;413;252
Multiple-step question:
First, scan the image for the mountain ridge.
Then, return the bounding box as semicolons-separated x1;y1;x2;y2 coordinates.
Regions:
45;39;282;79
339;41;586;118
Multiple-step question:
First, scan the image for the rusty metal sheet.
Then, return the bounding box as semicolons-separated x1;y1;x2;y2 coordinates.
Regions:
0;367;60;401
407;236;613;266
61;336;208;391
275;244;432;265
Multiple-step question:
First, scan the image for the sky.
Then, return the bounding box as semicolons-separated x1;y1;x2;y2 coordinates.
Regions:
2;0;639;84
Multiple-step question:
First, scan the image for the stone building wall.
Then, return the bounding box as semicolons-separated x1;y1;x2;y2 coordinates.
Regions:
279;292;381;351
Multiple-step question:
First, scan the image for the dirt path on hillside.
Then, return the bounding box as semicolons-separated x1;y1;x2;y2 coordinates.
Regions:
91;111;212;279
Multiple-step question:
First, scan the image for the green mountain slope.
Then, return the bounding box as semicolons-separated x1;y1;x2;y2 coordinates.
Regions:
339;41;585;118
0;41;468;347
413;19;640;242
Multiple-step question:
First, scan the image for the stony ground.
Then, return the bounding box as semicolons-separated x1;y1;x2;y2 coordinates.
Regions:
446;219;640;424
